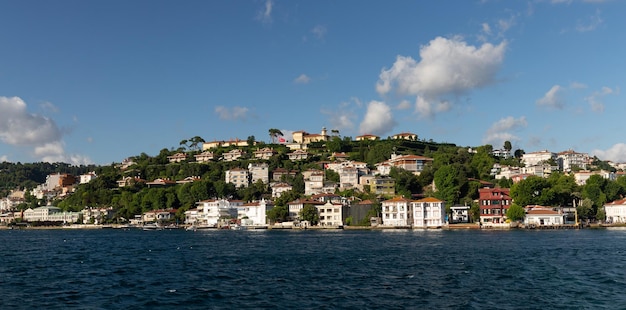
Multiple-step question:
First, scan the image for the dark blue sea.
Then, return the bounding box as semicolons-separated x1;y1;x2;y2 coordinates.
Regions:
1;228;626;309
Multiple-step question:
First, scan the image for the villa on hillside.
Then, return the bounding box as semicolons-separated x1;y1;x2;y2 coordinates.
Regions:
288;150;309;161
194;151;215;163
392;132;417;140
355;134;379;141
376;153;433;176
167;152;187;163
222;149;245;162
254;147;276;160
291;127;330;144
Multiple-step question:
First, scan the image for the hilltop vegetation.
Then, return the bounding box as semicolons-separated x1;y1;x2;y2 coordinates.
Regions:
1;135;623;223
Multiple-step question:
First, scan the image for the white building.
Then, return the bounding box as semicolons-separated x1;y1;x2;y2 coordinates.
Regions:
557;150;590;172
287;199;324;221
524;206;564;226
381;197;412;227
573;170;615;185
238;199;273;226
604;198;626;224
316;201;346;227
79;172;98;184
271;182;293;198
248;163;269;184
225;168;250;188
522;150;556;167
22;206;81;223
305;170;324;196
189;199;244;226
450;205;471;223
412;197;446;228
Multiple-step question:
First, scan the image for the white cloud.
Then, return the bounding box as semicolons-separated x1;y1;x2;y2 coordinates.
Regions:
0;96;63;146
256;0;273;24
482;116;528;146
0;155;8;162
311;25;327;40
576;9;603;32
396;100;412;110
359;101;396;135
215;106;250;120
40;101;59;113
482;23;492;35
536;85;565;109
0;96;92;164
570;81;587;89
376;36;506;118
322;97;361;132
32;141;92;165
592;143;626;163
585;86;618;113
294;74;311;84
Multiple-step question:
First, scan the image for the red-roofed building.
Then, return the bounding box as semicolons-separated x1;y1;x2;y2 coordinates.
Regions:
523;205;564;226
479;187;512;225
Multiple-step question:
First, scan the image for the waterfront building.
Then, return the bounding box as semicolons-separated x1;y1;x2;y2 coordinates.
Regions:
412;197;446;228
316;201;347;227
287;199;324;221
381;196;412;227
239;199;273;226
523;205;564;226
604;198;626;224
479;187;512;225
22;205;81;223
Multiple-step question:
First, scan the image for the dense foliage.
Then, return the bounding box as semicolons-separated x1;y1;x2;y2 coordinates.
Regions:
2;136;623;223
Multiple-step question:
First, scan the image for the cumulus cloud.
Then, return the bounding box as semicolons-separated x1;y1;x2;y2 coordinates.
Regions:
294;74;311;84
0;96;63;146
592;143;626;163
0;96;92;164
215;106;250;120
256;0;273;24
536;85;565;109
376;36;506;118
585;86;617;112
0;155;8;162
311;25;327;40
359;101;396;135
482;116;528;146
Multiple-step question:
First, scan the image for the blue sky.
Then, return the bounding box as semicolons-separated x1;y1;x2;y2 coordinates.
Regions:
0;0;624;165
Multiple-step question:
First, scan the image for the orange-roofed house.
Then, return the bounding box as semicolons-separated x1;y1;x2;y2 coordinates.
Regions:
523;205;564;226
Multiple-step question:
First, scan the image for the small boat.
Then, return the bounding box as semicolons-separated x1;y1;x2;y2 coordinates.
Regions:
142;223;163;231
230;224;247;231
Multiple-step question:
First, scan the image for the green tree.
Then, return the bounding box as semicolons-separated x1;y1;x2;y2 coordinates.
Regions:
434;165;461;205
506;204;526;222
266;205;288;223
268;128;283;144
503;141;512;153
577;198;594;220
300;204;319;225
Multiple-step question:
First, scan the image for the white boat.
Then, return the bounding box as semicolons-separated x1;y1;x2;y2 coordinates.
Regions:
142;223;163;231
230;224;247;231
